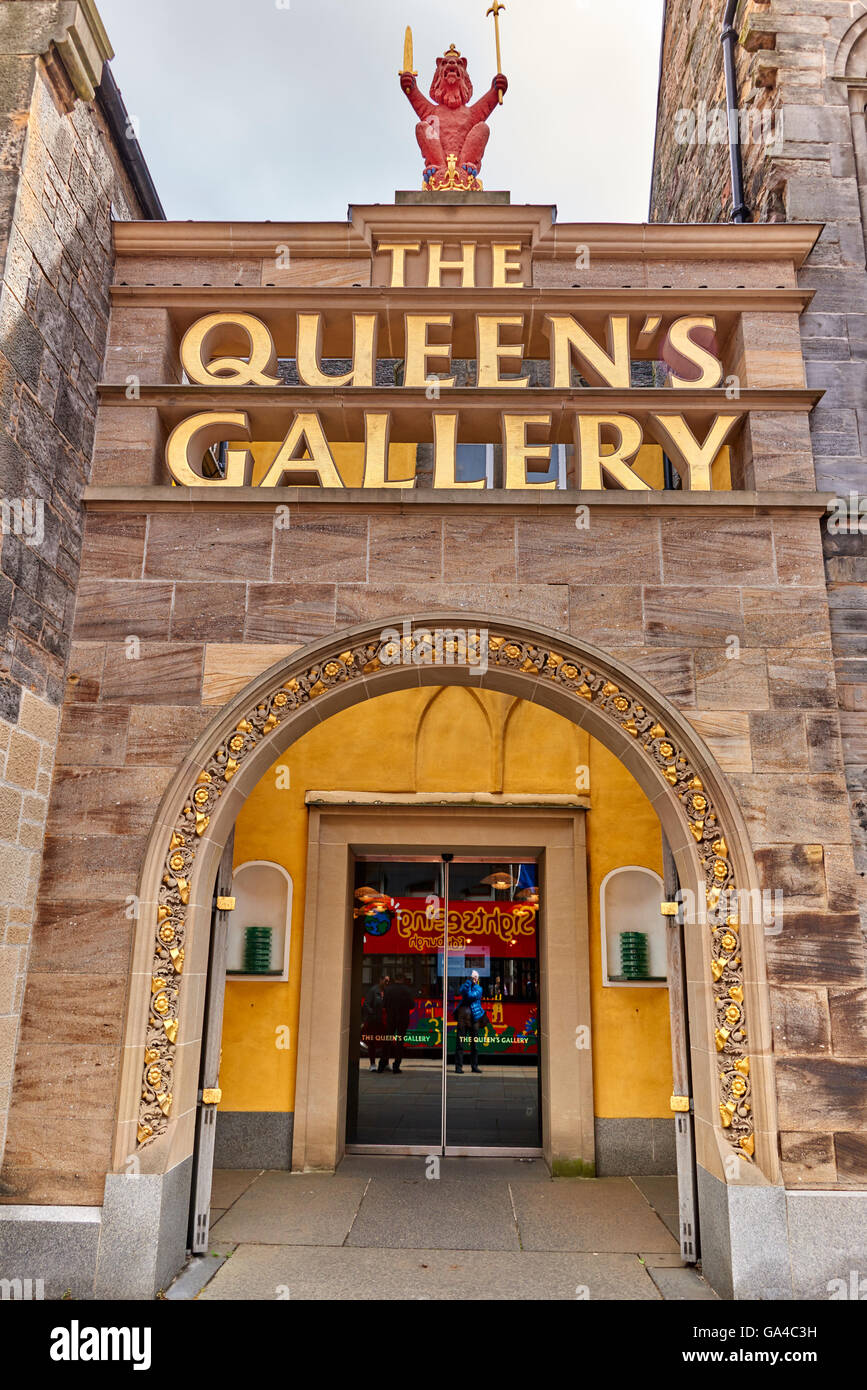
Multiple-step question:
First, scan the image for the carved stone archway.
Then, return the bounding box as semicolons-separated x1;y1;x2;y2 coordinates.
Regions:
834;13;867;258
117;613;777;1183
833;12;867;79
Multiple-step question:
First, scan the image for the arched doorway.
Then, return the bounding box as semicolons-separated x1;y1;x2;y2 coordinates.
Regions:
112;614;779;1280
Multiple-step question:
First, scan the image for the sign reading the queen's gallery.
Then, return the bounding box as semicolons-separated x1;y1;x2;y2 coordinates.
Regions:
166;295;743;493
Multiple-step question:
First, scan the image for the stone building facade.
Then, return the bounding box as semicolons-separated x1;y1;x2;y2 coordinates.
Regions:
0;0;864;1304
0;0;161;1172
0;196;863;1300
651;0;867;1290
652;0;867;949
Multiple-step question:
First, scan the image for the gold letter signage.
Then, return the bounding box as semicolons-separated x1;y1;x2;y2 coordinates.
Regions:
164;309;744;492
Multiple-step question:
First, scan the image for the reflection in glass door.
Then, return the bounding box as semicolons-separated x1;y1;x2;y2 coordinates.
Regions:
346;857;444;1150
345;855;542;1155
445;860;541;1151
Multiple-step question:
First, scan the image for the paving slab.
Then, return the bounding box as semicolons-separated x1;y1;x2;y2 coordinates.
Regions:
190;1164;711;1299
512;1177;680;1253
339;1155;549;1183
210;1172;368;1246
165;1243;236;1301
339;1150;547;1184
631;1175;679;1210
346;1175;519;1250
646;1265;720;1300
197;1245;663;1300
657;1211;679;1240
631;1174;680;1240
210;1169;263;1208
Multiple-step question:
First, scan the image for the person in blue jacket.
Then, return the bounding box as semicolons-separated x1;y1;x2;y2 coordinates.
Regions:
454;969;484;1074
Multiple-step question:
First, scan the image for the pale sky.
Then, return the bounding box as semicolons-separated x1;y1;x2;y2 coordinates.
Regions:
97;0;665;223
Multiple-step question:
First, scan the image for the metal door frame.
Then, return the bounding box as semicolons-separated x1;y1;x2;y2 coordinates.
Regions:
346;850;544;1159
662;835;700;1265
187;833;234;1255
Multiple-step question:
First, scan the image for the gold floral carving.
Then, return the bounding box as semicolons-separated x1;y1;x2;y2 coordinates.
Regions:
137;632;754;1160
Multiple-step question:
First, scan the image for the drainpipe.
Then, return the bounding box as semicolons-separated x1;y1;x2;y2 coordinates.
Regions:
96;62;165;220
722;0;751;222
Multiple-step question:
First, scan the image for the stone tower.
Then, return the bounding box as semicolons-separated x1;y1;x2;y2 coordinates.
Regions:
0;0;161;1170
653;0;867;1219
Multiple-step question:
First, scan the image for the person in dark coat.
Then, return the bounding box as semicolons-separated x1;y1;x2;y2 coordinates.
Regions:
379;976;415;1073
362;975;388;1072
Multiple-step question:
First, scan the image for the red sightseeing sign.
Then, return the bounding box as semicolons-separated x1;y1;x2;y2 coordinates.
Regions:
361;898;537;957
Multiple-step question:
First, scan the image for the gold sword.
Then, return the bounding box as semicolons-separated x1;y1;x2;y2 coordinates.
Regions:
487;1;505;102
402;25;417;77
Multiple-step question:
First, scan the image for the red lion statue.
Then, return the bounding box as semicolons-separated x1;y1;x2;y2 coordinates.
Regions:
400;44;508;191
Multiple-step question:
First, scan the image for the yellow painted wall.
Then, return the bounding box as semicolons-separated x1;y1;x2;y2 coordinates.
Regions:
587;740;669;1117
222;687;672;1119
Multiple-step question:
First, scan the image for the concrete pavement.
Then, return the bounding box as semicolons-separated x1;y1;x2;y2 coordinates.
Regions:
168;1158;719;1300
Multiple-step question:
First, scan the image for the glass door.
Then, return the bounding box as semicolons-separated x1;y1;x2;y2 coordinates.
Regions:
345;854;542;1156
347;856;445;1151
444;859;541;1152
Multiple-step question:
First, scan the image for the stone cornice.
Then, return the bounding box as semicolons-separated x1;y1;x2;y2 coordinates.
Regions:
303;793;590;808
350;203;556;247
54;0;114;102
538;222;824;267
95;386;824;441
83;486;834;516
112;215;824;267
98;387;824;410
109;285;816;315
113;221;370;259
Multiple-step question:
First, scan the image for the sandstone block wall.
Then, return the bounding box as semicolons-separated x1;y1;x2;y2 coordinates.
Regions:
0;6;148;1168
650;0;867;957
1;487;861;1201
